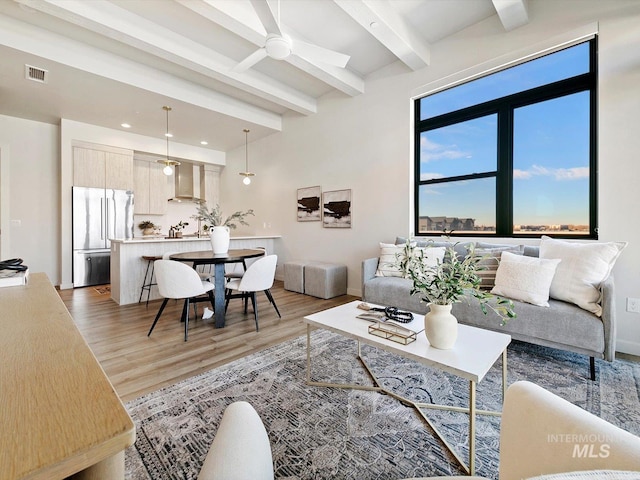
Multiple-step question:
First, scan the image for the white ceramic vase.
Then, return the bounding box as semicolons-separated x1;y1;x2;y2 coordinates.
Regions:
424;303;458;350
210;226;230;254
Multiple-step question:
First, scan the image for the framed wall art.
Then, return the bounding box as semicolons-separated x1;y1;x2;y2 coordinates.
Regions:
322;189;351;228
297;186;321;222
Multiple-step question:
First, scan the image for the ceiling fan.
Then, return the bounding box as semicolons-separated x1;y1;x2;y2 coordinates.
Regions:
233;0;351;73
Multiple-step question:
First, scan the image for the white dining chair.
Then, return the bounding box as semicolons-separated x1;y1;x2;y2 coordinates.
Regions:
225;254;280;331
163;251;213;281
147;260;215;341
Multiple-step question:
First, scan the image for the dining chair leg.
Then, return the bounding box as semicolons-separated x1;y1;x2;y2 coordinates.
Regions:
183;298;190;342
207;290;215;313
148;298;169;337
250;292;259;331
263;289;281;318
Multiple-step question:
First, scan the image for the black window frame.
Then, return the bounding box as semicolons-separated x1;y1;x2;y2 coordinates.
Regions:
414;38;598;239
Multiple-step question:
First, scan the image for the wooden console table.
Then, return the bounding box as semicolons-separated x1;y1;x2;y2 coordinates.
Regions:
0;273;135;480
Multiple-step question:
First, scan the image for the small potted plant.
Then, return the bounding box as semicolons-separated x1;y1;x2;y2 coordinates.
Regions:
138;220;156;236
195;202;254;254
398;240;516;349
170;221;189;238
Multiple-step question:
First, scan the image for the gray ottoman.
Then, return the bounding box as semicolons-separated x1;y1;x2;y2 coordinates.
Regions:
284;260;306;293
304;263;347;299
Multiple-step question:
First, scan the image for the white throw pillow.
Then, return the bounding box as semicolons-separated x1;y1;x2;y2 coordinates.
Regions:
491;251;561;307
375;243;404;277
539;236;627;316
375;243;446;278
414;246;446;269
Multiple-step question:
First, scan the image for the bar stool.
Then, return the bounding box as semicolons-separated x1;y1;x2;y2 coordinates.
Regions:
139;255;162;306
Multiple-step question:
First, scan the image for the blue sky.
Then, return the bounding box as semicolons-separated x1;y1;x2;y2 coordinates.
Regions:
418;42;590;227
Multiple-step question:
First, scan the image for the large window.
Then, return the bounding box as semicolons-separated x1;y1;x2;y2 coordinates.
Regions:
414;39;597;238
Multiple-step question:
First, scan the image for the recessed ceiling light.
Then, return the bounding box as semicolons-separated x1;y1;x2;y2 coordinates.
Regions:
165;133;173;138
121;123;131;128
200;141;208;145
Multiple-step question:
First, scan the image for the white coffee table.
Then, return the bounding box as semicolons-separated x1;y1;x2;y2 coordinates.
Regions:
303;300;511;476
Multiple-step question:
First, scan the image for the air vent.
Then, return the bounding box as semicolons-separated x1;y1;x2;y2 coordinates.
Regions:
25;64;48;83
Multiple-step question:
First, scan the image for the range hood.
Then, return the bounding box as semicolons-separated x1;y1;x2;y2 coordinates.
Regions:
168;164;202;203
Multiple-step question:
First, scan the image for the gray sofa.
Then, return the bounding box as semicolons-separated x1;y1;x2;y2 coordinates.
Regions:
362;244;616;380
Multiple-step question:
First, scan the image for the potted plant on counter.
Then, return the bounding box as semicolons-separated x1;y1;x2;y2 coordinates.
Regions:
398;241;516;349
138;220;156;236
195;202;254;254
169;221;189;238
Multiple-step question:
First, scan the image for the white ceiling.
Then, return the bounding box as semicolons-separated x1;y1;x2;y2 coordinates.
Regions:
0;0;528;152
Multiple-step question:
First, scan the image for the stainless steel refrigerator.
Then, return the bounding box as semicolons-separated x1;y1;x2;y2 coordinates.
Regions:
72;187;134;287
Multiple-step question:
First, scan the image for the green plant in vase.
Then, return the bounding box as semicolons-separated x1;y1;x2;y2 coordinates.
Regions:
397;241;516;349
138;220;156;236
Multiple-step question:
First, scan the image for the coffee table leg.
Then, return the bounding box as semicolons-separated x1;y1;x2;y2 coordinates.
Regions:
502;349;508;402
469;380;476;476
306;324;312;383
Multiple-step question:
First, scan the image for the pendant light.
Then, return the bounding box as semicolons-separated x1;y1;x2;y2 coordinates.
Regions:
158;106;180;176
239;128;255;185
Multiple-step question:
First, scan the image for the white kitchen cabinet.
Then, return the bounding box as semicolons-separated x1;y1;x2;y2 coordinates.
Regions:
73;143;133;190
133;157;170;215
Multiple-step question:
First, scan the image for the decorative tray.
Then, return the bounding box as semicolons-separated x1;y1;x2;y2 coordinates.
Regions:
368;321;417;345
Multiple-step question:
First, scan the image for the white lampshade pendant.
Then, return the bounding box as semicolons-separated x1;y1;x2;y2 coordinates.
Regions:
158;106;180;176
239;128;255;185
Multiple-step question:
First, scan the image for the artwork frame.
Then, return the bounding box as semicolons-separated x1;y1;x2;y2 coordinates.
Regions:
322;189;352;228
297;186;322;222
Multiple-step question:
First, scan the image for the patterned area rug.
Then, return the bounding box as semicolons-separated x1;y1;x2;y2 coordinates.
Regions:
125;330;640;480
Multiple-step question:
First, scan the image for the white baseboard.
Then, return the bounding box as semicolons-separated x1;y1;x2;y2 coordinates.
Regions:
616;339;640;357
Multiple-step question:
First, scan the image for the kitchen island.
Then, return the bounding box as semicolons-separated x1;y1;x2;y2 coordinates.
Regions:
110;235;281;305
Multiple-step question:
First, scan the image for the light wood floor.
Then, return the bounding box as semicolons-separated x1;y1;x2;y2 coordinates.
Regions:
58;281;357;402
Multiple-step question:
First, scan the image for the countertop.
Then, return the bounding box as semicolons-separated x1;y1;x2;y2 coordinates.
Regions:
111;234;281;244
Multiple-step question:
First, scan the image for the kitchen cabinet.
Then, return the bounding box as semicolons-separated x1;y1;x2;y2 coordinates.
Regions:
133;157;170;215
73;143;133;190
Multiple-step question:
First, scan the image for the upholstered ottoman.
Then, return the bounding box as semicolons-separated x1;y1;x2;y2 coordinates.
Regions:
283;260;306;293
304;263;347;299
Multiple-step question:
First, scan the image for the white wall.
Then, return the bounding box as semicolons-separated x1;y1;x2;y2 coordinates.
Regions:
0;114;59;283
220;0;640;356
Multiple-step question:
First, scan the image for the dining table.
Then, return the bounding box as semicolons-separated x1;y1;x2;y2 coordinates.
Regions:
169;248;266;328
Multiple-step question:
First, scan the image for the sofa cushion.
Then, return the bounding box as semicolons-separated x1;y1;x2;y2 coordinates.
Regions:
491;251;561;307
539;236;627;316
452;296;605;355
364;276;429;314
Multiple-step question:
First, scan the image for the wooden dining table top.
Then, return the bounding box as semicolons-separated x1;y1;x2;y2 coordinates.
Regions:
169;248;265;264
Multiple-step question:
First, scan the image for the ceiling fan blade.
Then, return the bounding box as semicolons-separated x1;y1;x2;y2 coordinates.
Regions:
233;48;268;73
250;0;283;36
292;39;350;68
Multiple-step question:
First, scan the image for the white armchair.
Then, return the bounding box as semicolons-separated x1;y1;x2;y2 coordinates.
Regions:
198;401;273;480
409;380;640;480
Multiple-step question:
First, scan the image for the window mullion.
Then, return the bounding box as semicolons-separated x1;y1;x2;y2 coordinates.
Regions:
496;107;513;236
